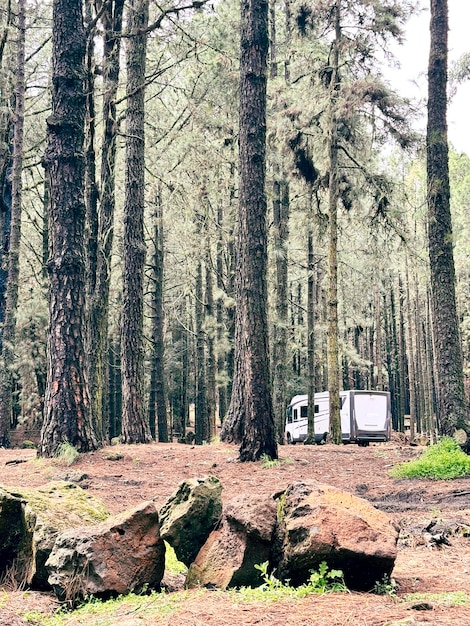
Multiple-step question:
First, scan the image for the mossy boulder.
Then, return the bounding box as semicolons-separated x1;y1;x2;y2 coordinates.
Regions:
0;481;109;589
159;476;222;566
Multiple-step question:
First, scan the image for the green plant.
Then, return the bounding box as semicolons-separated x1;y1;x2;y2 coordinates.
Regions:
253;560;347;595
305;561;347;593
254;561;284;591
259;455;294;469
402;591;468;607
390;437;470;480
259;454;281;469
374;574;399;597
53;442;80;467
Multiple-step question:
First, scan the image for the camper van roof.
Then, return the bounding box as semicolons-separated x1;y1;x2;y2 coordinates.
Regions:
289;394;308;406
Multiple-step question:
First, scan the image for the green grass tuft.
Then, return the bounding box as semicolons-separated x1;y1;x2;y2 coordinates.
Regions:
54;442;80;467
390;437;470;480
403;591;468;606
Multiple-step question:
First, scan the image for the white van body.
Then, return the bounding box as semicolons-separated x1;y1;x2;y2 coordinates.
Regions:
285;390;391;446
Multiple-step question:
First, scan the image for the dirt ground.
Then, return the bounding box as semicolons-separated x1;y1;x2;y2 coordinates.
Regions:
1;436;469;625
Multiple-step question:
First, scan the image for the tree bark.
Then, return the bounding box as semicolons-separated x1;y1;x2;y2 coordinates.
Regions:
0;0;25;446
148;192;168;442
40;0;98;456
220;0;277;461
121;0;151;443
327;0;341;444
427;0;468;441
305;220;316;444
88;0;125;443
195;259;208;444
272;172;290;442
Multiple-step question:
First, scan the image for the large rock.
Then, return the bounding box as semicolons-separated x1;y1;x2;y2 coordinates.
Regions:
159;476;222;566
185;494;277;589
273;481;399;591
46;501;165;602
0;482;109;589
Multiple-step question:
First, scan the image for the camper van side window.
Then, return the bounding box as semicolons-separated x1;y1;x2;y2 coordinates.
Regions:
340;397;346;408
300;406;308;419
293;408;298;421
314;404;319;413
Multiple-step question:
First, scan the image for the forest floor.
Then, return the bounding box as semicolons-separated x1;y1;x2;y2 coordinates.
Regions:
1;435;470;625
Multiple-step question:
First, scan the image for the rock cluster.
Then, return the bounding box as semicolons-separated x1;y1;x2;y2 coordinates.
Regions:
0;475;399;602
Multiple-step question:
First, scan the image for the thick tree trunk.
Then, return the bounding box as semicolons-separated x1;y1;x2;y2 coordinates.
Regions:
121;0;151;443
40;0;98;456
0;0;25;446
221;0;277;461
427;0;468;441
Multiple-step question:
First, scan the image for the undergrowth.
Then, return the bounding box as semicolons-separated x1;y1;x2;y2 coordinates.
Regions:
390;437;470;479
53;442;80;467
23;590;196;626
402;591;469;607
233;560;348;601
259;454;294;469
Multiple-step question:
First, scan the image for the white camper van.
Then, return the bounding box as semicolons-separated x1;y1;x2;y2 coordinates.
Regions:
285;390;391;446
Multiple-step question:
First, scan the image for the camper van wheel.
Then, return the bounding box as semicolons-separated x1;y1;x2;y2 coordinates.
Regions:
286;433;295;445
358;441;369;447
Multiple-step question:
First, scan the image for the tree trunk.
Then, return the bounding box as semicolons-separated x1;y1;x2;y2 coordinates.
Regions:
0;0;25;446
272;173;290;442
205;240;217;439
220;0;277;462
305;220;316;444
327;0;341;444
88;0;125;442
148;192;168;442
0;2;12;353
427;0;468;441
40;0;98;456
195;259;208;445
84;0;99;302
404;257;417;440
216;201;227;423
121;0;151;443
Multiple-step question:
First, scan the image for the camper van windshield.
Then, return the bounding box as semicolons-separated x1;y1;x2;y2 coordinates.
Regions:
286;406;292;423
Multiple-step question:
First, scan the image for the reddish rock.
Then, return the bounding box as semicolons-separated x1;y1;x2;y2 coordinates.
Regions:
274;481;399;590
186;494;277;589
46;501;165;602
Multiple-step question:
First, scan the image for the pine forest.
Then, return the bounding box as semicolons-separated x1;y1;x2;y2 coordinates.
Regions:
0;0;469;460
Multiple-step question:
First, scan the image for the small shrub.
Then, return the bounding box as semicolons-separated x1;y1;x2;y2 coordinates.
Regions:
254;561;284;591
390;437;470;480
21;440;36;449
373;574;399;597
306;561;347;593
